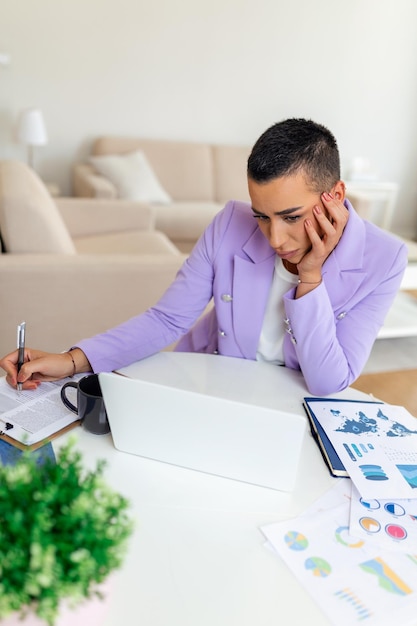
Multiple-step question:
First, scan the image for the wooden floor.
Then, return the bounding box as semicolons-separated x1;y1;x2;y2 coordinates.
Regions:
351;368;417;417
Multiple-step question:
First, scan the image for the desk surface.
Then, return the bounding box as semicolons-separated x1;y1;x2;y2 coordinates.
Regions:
55;355;370;626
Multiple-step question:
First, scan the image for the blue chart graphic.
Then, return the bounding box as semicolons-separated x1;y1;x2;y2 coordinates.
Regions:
343;443;357;462
335;407;417;437
396;465;417;488
384;502;405;516
284;531;309;551
360;498;380;510
334;588;373;621
359;465;389;481
343;443;376;463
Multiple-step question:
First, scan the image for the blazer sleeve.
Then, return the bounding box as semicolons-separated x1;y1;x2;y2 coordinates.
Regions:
75;204;235;373
283;241;408;396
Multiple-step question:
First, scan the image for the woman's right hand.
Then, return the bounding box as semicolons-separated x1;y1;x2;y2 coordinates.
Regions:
0;347;91;390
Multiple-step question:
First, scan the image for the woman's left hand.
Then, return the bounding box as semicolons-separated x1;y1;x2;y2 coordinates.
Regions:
297;191;349;280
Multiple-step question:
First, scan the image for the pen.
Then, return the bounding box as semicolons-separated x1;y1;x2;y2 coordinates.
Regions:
17;321;26;393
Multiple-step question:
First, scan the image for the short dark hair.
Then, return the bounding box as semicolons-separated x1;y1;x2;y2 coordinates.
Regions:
247;118;340;193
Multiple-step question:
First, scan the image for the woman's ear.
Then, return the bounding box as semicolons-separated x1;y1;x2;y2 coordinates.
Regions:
332;180;346;201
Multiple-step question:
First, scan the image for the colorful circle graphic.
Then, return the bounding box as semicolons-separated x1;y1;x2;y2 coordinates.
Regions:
359;498;380;510
385;524;407;540
284;531;308;551
384;502;406;516
304;556;332;577
359;517;381;533
335;526;364;548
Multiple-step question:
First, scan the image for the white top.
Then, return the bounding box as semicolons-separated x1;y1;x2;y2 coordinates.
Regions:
256;257;299;365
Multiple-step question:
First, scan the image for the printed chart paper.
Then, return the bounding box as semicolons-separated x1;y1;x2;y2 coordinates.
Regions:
306;400;417;499
261;481;417;626
349;484;417;553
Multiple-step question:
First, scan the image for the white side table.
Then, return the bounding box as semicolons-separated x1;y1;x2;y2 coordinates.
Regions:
345;180;399;231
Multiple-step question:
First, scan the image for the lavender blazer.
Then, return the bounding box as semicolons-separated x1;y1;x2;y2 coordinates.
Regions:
77;199;407;395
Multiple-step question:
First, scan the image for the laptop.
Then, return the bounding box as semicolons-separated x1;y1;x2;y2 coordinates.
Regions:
99;352;307;491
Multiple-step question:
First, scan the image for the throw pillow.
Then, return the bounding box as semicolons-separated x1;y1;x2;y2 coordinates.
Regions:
89;150;171;203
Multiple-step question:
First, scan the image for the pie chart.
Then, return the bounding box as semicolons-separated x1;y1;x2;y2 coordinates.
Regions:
335;525;364;548
284;530;308;551
384;502;405;516
359;498;380;510
304;556;332;577
385;524;407;540
359;517;381;533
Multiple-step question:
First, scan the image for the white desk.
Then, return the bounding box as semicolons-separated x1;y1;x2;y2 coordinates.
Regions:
54;357;372;626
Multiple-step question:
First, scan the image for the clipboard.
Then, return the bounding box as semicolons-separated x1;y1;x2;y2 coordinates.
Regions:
0;375;85;451
0;419;82;451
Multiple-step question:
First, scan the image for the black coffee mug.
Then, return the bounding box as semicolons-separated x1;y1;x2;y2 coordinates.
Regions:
60;373;110;435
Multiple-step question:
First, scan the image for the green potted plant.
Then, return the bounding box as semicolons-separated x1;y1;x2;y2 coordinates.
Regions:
0;439;134;625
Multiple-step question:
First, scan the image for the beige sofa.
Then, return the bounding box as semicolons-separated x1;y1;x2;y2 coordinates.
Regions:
0;160;187;355
72;138;417;336
73;137;251;252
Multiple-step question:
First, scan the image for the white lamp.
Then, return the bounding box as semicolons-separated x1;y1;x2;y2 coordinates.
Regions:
16;107;48;169
0;52;11;66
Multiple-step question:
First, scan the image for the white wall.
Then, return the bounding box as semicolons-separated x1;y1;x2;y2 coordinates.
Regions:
1;0;417;237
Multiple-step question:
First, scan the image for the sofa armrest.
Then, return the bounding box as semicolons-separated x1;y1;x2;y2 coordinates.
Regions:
72;163;118;199
56;197;155;237
0;253;186;354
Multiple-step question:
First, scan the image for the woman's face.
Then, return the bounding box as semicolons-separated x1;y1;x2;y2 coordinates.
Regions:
248;172;343;267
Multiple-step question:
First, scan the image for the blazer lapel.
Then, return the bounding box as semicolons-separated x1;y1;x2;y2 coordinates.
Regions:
284;202;370;370
322;201;368;310
232;228;275;359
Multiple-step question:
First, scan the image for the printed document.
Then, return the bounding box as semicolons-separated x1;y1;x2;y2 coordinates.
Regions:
304;399;417;499
0;375;82;445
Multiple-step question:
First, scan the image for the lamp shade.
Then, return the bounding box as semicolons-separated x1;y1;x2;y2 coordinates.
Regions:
16;108;48;146
0;52;11;66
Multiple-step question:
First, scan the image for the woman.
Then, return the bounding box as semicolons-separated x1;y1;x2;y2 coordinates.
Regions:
0;118;407;395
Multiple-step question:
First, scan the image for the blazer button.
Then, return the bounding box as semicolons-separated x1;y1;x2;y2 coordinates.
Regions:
337;312;347;320
218;330;226;337
290;336;297;345
221;294;233;302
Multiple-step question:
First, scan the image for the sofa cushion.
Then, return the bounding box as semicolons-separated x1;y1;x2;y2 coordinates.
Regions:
73;230;180;255
92;138;215;202
0;160;76;254
89;150;171;203
212;145;251;204
153;201;223;243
